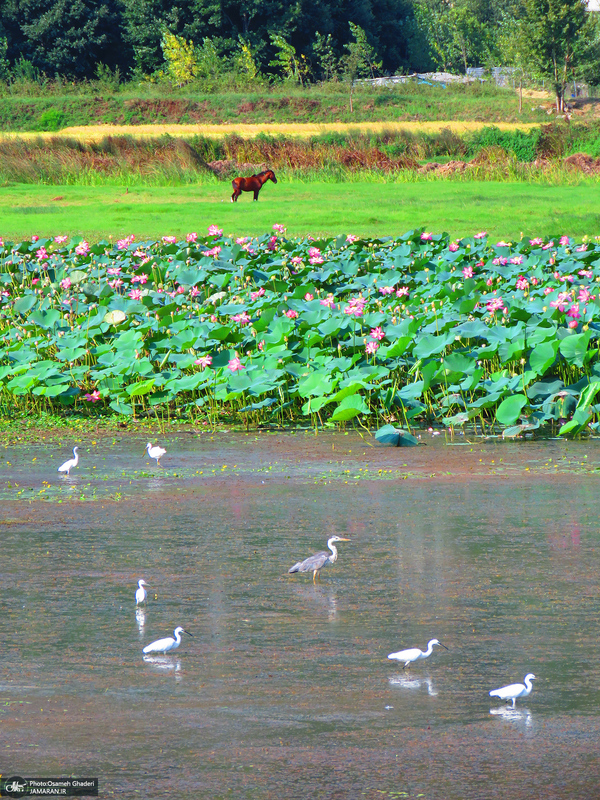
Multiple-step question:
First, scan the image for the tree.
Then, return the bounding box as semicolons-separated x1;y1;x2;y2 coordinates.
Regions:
523;0;589;111
343;22;382;111
160;30;198;86
313;32;338;81
2;0;127;78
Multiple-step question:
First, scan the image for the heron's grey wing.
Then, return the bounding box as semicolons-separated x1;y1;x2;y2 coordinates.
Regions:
295;550;329;573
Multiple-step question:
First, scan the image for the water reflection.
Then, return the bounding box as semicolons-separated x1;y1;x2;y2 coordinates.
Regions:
135;607;146;635
142;655;182;681
490;706;533;726
388;675;438;696
291;585;338;621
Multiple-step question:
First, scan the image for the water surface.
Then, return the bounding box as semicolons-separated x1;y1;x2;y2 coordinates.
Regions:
1;432;600;799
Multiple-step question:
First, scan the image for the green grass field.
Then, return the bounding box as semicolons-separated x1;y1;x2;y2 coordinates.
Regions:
1;181;600;241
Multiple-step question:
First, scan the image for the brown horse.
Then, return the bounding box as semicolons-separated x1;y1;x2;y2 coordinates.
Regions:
231;169;277;202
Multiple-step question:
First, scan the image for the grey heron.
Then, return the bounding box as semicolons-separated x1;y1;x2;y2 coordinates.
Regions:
387;638;448;669
490;673;536;708
288;536;350;583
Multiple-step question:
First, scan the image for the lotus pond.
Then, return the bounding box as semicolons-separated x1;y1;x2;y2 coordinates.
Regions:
2;227;600;436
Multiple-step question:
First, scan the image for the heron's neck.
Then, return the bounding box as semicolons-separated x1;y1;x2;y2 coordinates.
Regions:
327;540;338;562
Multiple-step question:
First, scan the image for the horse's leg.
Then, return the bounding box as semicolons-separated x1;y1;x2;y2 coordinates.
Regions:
232;189;240;202
253;188;259;201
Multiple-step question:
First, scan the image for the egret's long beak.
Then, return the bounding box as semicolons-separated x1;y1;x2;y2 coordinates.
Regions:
438;643;449;650
184;630;194;637
338;537;351;542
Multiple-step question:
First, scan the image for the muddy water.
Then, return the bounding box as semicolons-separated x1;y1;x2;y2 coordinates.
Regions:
1;432;600;800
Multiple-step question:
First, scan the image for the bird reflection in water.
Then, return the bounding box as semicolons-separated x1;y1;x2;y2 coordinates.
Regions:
292;585;338;621
490;706;533;726
388;675;438;696
135;607;146;635
142;655;182;681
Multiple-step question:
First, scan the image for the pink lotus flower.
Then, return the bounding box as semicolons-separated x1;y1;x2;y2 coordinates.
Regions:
320;295;335;309
36;246;49;260
83;390;101;403
162;236;177;244
208;225;223;237
486;278;493;286
204;246;222;258
486;297;505;313
492;257;508;266
346;234;359;243
370;326;385;341
396;286;409;298
567;303;581;319
379;286;394;295
449;242;459;252
228;355;244;372
579;269;593;278
495;240;510;247
510;256;524;265
232;311;251;325
285;309;299;319
568;319;579;329
304;292;314;301
251;287;265;301
131;274;148;284
516;276;529;291
290;256;303;267
529;238;543;246
236;237;249;245
107;267;122;276
60;277;71;290
195;355;213;369
559;236;570;246
108;278;123;289
267;235;278;251
421;232;433;241
344;296;366;317
576;244;587;252
117;235;135;250
462;266;474;279
186;232;198;243
75;241;90;256
542;241;554;250
309;255;324;265
365;340;379;355
129;289;143;300
578;287;591;302
32;235;39;242
258;340;265;351
474;231;487;239
54;235;68;244
273;223;286;234
550;291;572;312
190;286;201;298
308;247;321;258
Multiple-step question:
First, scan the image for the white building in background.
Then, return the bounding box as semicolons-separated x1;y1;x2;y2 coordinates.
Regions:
589;0;600;9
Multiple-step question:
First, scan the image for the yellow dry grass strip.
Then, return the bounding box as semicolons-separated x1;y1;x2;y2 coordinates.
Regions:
0;120;541;142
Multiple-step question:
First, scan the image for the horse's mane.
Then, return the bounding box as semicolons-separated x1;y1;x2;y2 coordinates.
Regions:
256;169;274;177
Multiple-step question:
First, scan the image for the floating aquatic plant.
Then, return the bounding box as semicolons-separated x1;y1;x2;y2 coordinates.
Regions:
2;225;600;436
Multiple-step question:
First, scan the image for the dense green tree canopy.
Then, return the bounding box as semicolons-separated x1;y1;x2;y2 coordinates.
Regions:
0;0;597;82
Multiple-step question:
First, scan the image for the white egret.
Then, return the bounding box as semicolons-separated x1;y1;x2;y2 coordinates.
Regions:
489;673;536;708
145;442;166;466
387;638;448;670
142;626;193;655
58;446;79;476
288;536;350;583
135;579;149;605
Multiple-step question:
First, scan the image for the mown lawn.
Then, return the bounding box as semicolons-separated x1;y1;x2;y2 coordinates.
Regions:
1;181;600;241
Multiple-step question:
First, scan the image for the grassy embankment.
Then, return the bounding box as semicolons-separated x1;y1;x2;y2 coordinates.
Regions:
0;81;553;131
